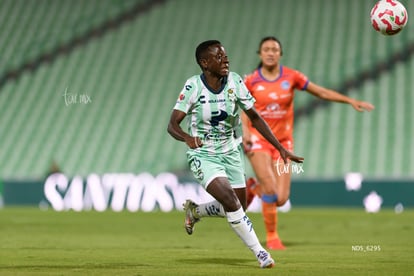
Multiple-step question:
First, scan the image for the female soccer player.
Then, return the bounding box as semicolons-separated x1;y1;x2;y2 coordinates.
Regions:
167;40;304;268
242;36;375;250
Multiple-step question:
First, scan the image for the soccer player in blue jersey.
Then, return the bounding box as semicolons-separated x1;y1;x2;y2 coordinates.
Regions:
167;40;304;268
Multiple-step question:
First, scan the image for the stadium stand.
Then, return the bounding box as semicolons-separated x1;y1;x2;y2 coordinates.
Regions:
0;0;413;179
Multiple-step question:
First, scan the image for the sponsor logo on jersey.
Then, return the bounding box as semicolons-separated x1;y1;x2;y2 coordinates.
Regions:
208;99;226;103
266;103;280;111
268;92;278;100
256;85;265;91
210;110;228;126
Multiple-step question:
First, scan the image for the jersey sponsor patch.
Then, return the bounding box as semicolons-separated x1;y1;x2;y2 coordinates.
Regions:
256;85;265;91
268;92;278;100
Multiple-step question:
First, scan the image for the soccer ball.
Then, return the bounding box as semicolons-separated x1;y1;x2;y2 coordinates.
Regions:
370;0;408;35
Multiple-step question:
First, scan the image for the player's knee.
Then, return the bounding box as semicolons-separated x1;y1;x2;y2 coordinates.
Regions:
260;181;277;195
221;192;242;211
276;193;290;206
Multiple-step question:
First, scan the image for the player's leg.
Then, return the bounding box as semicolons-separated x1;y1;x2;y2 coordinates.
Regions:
248;151;284;250
206;176;274;268
236;142;247;210
194;144;247;214
268;162;291;249
184;149;274;268
206;176;242;211
192;186;247;219
271;139;294;207
273;158;292;206
234;187;247;211
183;152;227;234
246;176;262;207
183;150;242;224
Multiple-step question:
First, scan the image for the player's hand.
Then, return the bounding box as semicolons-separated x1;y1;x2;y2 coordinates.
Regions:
242;133;253;154
351;100;375;112
185;136;203;149
280;149;304;164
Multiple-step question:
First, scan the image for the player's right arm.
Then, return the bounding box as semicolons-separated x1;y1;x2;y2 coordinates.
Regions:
167;78;203;149
167;109;202;149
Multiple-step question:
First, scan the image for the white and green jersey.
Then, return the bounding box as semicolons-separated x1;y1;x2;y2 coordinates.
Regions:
174;72;255;153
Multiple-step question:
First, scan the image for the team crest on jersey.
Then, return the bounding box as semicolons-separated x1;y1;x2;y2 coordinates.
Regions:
281;80;290;90
227;89;236;101
178;93;185;101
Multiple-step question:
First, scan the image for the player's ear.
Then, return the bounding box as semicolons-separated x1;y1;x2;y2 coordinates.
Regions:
200;58;208;69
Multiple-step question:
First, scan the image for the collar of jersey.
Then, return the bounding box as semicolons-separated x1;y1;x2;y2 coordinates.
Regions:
258;65;283;82
200;74;227;94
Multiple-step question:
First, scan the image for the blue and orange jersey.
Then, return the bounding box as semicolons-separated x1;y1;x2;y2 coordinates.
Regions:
244;65;309;141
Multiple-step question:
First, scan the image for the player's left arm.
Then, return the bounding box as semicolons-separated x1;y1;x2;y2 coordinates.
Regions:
305;81;375;112
244;107;304;164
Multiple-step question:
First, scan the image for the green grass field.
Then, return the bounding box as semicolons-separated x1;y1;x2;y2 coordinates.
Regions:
0;207;413;275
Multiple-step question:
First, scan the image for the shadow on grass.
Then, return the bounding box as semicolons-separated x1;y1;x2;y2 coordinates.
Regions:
260;240;312;248
177;257;252;267
0;263;149;270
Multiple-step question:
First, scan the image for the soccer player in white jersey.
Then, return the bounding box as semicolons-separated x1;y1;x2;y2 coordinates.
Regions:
167;40;304;268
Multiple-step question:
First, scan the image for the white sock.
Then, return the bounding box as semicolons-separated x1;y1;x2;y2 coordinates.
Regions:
226;207;265;256
196;200;226;218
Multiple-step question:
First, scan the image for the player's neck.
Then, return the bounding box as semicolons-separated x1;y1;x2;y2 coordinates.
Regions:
201;73;226;92
260;65;280;81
